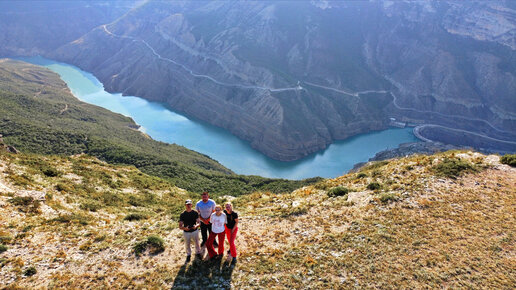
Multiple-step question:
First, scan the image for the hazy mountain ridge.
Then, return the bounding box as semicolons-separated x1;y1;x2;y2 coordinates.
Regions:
48;0;516;160
49;1;397;161
0;1;139;56
0;0;514;160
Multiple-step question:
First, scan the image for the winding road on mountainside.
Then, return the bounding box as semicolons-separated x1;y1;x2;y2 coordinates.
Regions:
413;124;516;146
102;25;302;93
304;80;511;136
101;24;515;147
306;82;516;146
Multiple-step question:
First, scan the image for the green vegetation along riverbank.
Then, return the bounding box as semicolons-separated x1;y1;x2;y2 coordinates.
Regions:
0;59;320;195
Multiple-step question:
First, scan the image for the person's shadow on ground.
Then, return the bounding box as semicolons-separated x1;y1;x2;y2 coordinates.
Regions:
172;256;236;289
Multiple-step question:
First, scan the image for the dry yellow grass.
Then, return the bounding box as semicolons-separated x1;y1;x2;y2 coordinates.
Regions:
0;150;514;288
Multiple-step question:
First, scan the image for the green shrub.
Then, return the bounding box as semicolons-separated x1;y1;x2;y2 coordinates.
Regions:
356;173;367;179
133;235;165;256
371;170;382;177
124;213;147;221
23;266;37;276
22;225;34;232
41;166;61;177
8;196;34;206
80;202;101;212
327;187;350;197
94;235;107;243
280;205;309;217
0;244;7;253
361;161;389;171
500;154;516;167
55;183;73;193
433;158;476;179
9;173;32;187
379;193;397;203
7;196;41;213
367;182;381;190
50;213;89;225
0;235;12;244
96;191;122;206
313;182;330;190
133;241;148;256
146;235;165;253
127;195;144;207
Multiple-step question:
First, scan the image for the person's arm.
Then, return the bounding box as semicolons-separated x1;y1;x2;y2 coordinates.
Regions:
179;220;186;231
193;213;201;231
232;218;238;233
200;213;210;224
194;215;200;230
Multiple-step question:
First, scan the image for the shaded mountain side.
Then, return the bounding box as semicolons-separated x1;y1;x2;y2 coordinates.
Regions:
50;1;394;161
367;1;516;142
0;0;139;56
0;148;514;288
47;0;516;160
0;59;320;194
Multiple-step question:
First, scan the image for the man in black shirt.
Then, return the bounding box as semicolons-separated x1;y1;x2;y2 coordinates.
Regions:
179;199;201;262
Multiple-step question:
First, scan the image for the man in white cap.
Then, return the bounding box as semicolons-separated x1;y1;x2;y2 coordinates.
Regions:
179;199;201;262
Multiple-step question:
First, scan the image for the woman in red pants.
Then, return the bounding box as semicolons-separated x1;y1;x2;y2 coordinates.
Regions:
206;205;226;259
224;202;238;263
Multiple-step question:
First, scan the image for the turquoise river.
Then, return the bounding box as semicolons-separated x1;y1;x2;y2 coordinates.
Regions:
21;56;419;179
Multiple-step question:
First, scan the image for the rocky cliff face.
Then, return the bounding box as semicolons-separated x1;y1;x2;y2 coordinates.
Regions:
2;0;514;161
50;1;395;161
367;0;516;141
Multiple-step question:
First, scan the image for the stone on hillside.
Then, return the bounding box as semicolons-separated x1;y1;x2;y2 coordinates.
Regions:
6;145;18;154
347;191;372;207
17;190;46;201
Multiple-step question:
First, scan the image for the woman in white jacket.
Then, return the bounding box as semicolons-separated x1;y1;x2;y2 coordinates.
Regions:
206;205;227;259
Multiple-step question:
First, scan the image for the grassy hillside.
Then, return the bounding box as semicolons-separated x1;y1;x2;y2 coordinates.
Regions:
0;59;320;195
0;149;514;288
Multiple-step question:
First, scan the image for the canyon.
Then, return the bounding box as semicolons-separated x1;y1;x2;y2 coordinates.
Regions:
1;0;515;160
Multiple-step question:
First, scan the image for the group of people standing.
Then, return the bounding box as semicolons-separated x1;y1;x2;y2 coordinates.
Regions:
178;192;238;264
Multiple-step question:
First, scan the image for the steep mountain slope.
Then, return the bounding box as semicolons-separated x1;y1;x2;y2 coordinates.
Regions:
51;1;393;161
0;59;320;194
367;0;516;147
49;0;516;160
0;0;139;56
1;149;514;288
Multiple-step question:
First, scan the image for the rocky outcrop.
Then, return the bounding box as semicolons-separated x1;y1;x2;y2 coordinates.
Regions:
370;142;464;162
0;134;18;154
350;141;464;172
